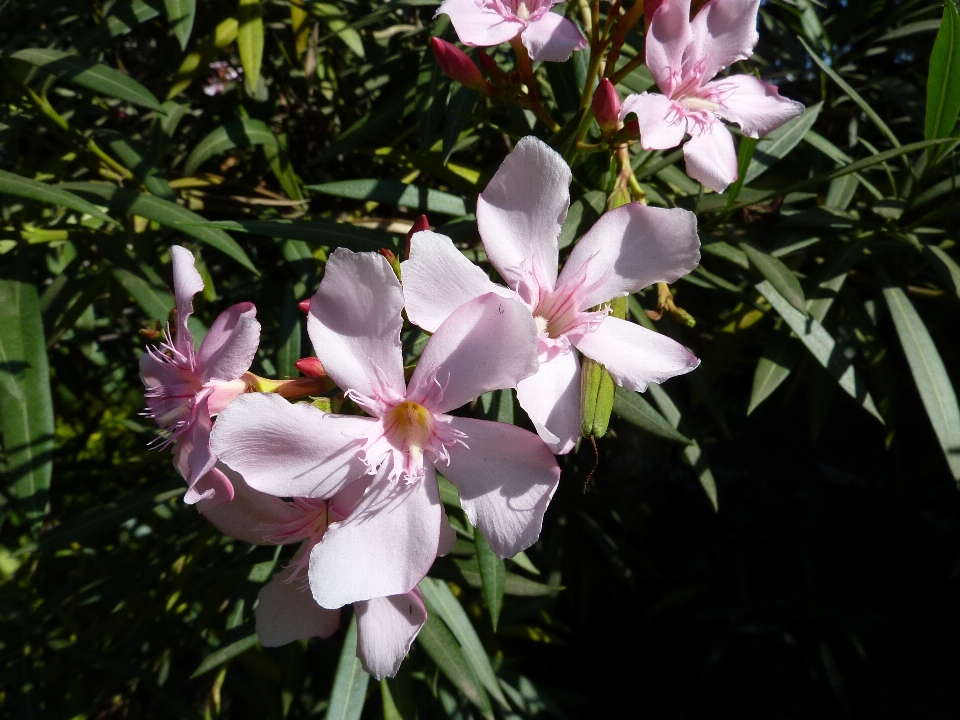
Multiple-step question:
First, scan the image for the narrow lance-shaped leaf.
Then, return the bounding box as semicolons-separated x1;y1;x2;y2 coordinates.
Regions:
925;0;960;144
415;608;493;719
474;530;505;631
11;48;163;111
741;243;806;314
237;0;265;95
745;101;823;184
0;263;54;534
57;183;257;273
419;577;509;710
327;614;370;720
308;179;470;217
882;286;960;483
164;0;197;51
755;280;882;422
747;329;801;415
611;387;695;444
0;170;113;223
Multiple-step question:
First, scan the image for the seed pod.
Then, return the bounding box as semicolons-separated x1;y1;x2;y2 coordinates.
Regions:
579;296;627;438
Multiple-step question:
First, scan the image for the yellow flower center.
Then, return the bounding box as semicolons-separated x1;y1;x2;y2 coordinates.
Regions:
387;401;434;454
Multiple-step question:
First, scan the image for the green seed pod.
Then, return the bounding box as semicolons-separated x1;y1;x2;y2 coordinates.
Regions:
579;296;627;439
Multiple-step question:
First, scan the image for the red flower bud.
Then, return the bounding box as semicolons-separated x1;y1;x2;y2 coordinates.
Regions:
431;38;493;95
476;51;509;84
298;298;311;314
295;357;326;377
644;0;665;28
592;78;621;131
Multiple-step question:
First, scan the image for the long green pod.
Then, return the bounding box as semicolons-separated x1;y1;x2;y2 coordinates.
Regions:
580;296;627;438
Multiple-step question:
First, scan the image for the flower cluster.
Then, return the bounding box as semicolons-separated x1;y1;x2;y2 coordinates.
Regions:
139;0;797;679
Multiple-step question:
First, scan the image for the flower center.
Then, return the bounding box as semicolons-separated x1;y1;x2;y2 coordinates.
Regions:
534;315;550;335
514;0;532;20
678;95;719;113
386;401;434;456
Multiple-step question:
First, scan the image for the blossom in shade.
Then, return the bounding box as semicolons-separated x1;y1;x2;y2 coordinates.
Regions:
619;0;804;192
198;470;444;679
210;249;560;611
436;0;586;63
402;136;701;454
139;246;260;505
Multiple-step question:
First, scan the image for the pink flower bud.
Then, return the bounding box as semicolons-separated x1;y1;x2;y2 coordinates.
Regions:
298;298;311;314
295;357;326;377
624;117;640;136
405;214;431;258
592;78;621;132
431;38;492;95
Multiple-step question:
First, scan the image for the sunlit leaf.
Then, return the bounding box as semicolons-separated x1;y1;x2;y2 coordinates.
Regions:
747;331;801;415
883;286;960;483
327;615;370;720
473;531;505;631
611;387;694;444
237;0;265;95
745;102;823;183
164;0;196;51
0;170;114;223
308;179;469;216
741;243;806;314
184;218;397;252
925;0;960;144
0;263;54;534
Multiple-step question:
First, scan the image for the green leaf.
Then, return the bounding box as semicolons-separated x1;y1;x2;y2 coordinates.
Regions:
925;245;960;298
473;531;505;631
76;0;163;52
883;286;960;482
191;632;258;678
237;0;265;95
111;266;175;322
183;119;278;176
11;48;163;111
745;101;823;183
724;135;757;208
419;577;508;710
800;38;900;149
611;386;694;445
57;183;257;273
741;243;806;314
415;610;493;718
442;557;558;596
97;130;175;200
262;133;303;201
417;20;451;151
35;480;182;552
164;0;196;51
747;331;801;415
756;280;882;422
0;264;54;533
327;615;370;720
0;169;113;223
308;179;469;216
315;3;366;57
184;219;397;252
443;86;478;164
926;0;960;144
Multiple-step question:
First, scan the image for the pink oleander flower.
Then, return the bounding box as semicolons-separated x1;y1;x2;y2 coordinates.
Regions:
402;136;701;454
139;246;260;505
198;470;446;679
619;0;804;192
436;0;586;62
210;248;560;610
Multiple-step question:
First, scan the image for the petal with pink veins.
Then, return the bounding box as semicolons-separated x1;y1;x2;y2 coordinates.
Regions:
683;119;738;193
196;302;260;384
557;203;700;311
687;0;760;82
442;417;560;557
256;549;342;647
707;74;805;138
620;93;687;151
516;350;581;455
573;315;699;392
645;0;693;96
170;245;204;356
401;231;509;333
407;293;539;414
175;395;218;495
436;0;525;47
521;12;586;63
210;392;372;499
308;249;406;405
355;589;427;680
198;468;303;544
477;136;570;302
309;463;442;608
